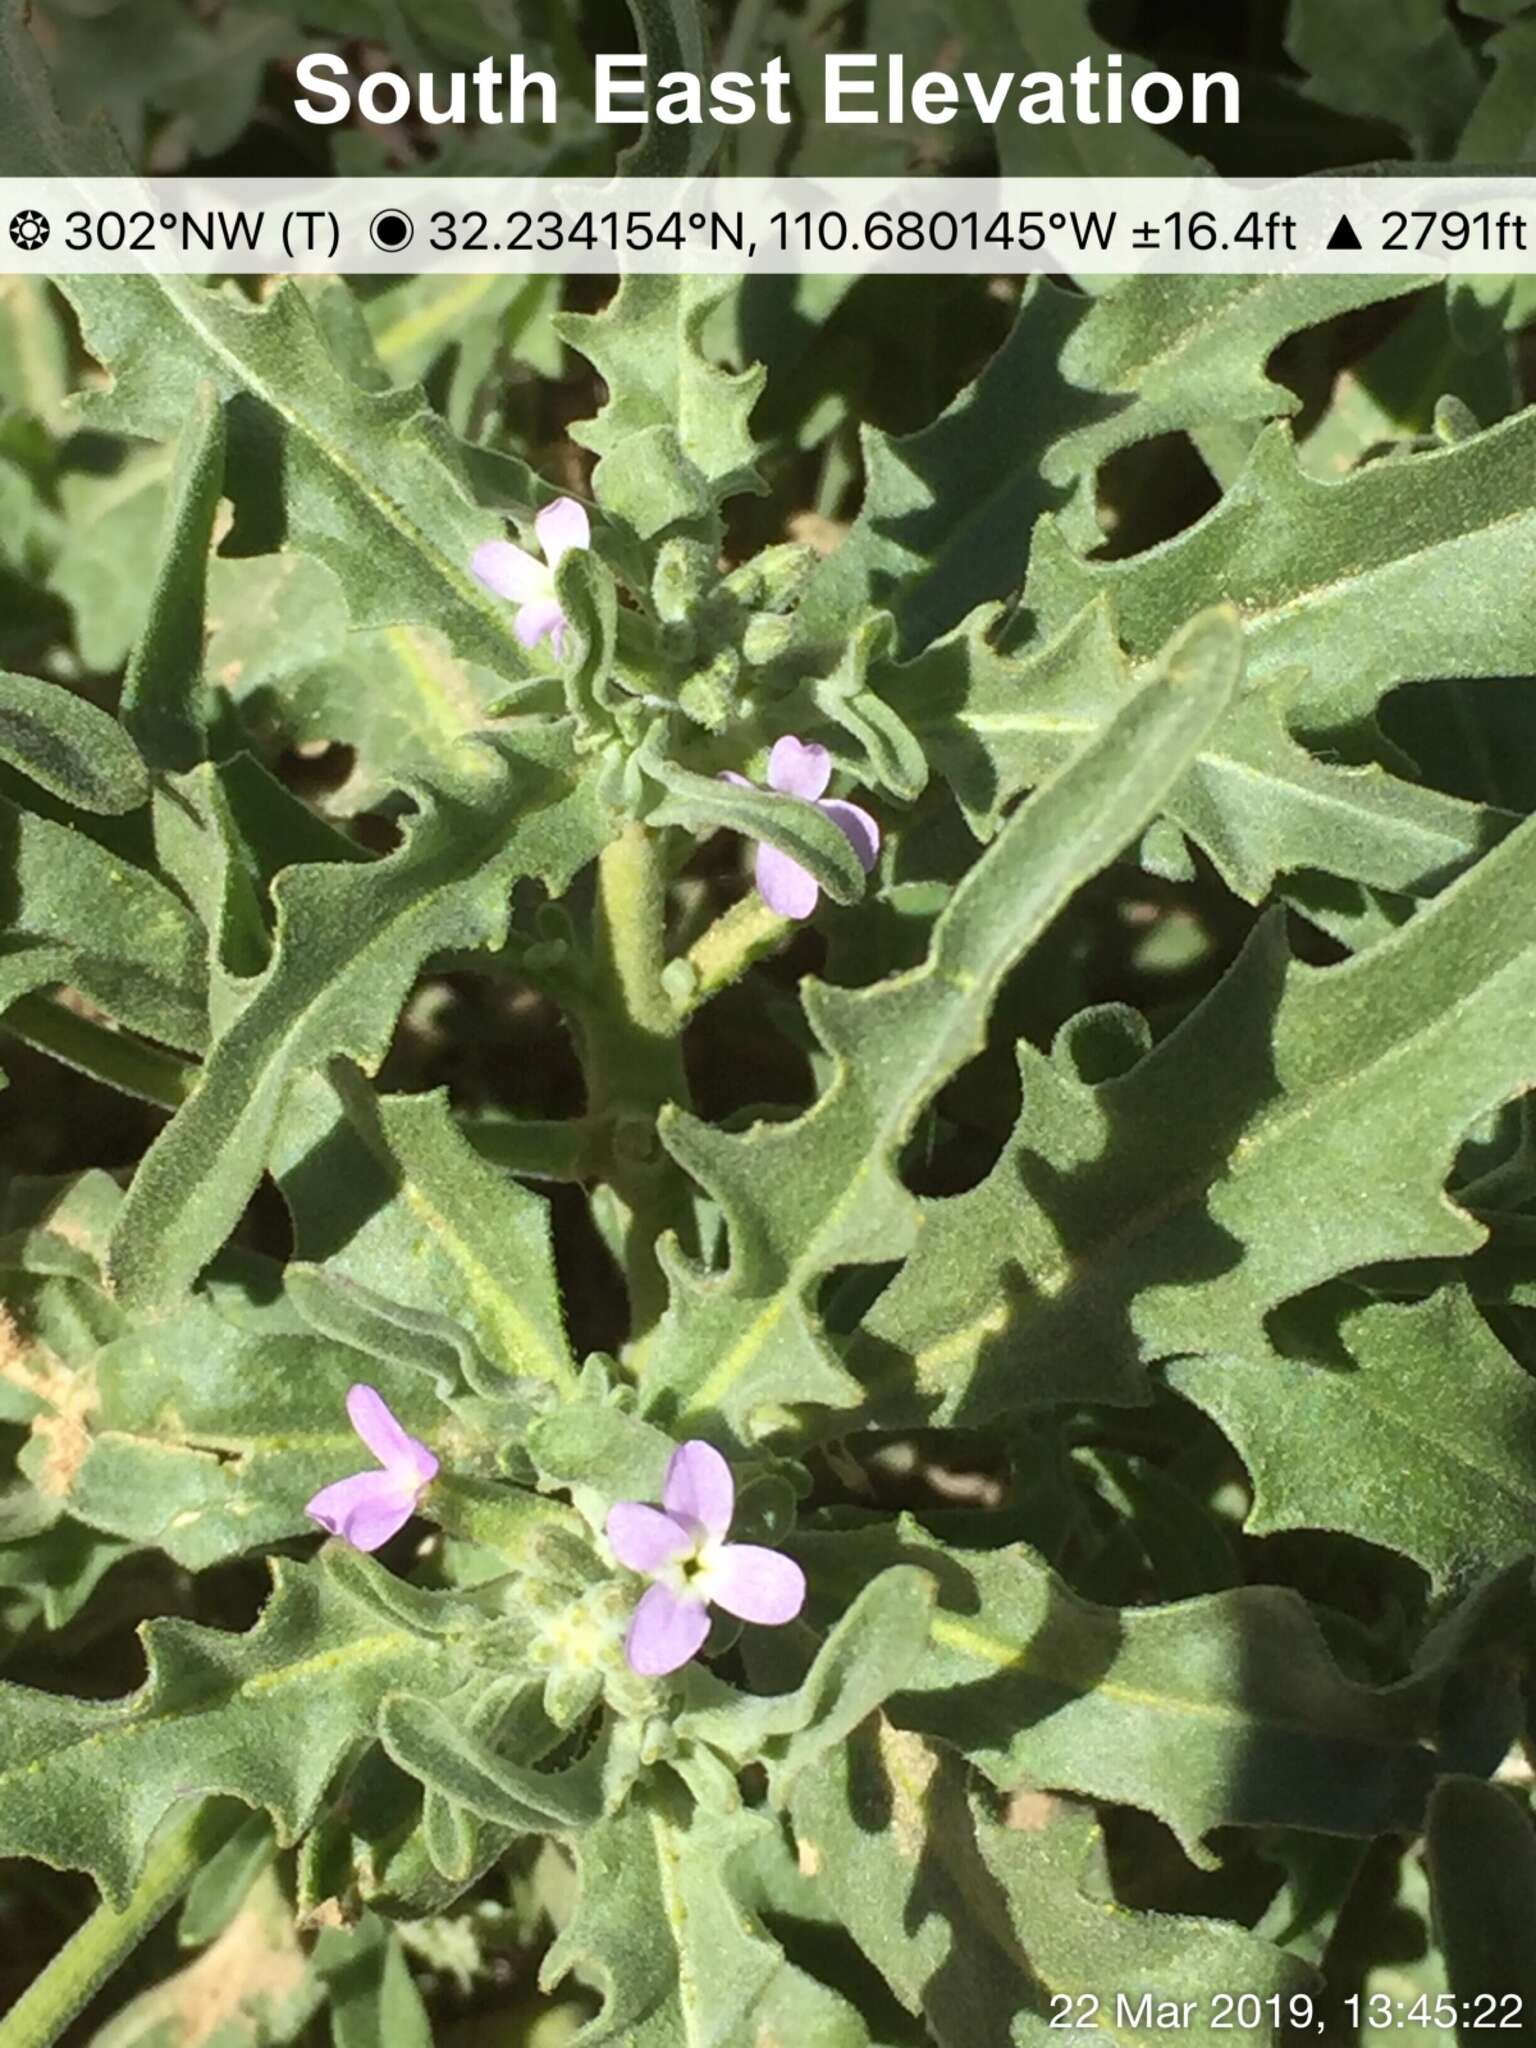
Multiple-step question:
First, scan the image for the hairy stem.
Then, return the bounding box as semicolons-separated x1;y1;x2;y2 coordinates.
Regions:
676;894;789;1017
0;1802;242;2048
577;824;696;1340
594;823;685;1060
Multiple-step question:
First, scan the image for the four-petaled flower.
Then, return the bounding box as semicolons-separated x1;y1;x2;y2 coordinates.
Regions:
306;1385;438;1553
471;496;591;659
606;1440;805;1676
722;736;880;921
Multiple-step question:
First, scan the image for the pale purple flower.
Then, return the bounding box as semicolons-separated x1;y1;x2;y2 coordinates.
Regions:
471;497;591;658
721;736;880;920
606;1440;806;1677
306;1385;438;1553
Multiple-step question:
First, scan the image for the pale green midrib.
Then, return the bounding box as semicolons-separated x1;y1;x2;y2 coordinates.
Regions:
112;811;528;1298
1187;742;1487;870
383;624;488;750
928;1612;1418;1756
96;1424;360;1457
1084;274;1426;396
374;276;500;362
1089;277;1283;392
880;1731;1164;2042
920;1797;1342;2044
150;277;510;644
685;994;958;1412
397;1174;577;1393
335;1062;576;1392
691;855;1147;1410
649;1806;793;2043
898;912;1532;1378
689;677;1230;1414
649;1810;699;2042
1238;1367;1536;1531
1190;747;1481;839
0;1624;437;1784
1074;495;1536;664
1247;499;1536;642
951;707;1482;859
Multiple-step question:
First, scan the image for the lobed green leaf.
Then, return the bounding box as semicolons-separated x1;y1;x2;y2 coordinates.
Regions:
643;607;1243;1437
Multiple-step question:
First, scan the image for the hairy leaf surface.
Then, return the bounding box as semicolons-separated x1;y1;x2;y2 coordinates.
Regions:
852;809;1536;1428
644;609;1242;1437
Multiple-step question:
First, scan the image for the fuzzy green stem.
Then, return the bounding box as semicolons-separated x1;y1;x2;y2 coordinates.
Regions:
676;894;790;1017
578;825;695;1341
0;1802;242;2048
0;995;195;1110
594;824;684;1056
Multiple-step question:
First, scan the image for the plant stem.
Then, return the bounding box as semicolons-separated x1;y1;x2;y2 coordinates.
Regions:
594;823;685;1061
0;1802;242;2048
0;994;195;1110
677;894;789;1017
578;825;696;1341
4;998;605;1189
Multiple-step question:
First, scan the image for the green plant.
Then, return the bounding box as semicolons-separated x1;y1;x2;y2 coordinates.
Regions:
7;3;1536;2043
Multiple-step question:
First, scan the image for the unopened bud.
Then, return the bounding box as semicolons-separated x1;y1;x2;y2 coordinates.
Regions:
722;543;818;612
652;537;716;623
742;612;795;666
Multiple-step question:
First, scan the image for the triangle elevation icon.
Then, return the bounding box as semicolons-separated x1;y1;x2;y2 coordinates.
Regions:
1326;214;1363;252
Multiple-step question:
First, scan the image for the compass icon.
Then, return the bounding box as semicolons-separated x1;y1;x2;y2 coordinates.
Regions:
9;209;49;252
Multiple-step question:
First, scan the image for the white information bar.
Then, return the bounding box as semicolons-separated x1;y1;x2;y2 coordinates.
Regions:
2;176;1535;275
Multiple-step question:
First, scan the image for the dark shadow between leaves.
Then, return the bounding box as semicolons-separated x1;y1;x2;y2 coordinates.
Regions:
275;1064;399;1266
848;917;1289;1437
824;1716;1078;2045
884;1533;1120;1770
865;286;1138;656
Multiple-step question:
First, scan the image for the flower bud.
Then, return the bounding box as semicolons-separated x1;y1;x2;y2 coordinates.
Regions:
741;612;796;666
652;537;716;623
